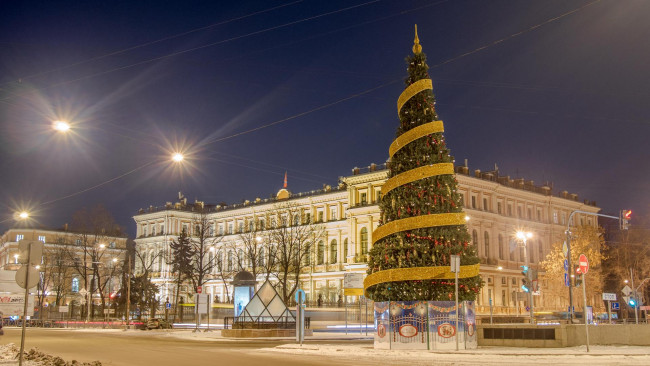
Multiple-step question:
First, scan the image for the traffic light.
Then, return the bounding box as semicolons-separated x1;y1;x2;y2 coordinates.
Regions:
628;296;637;308
574;268;582;287
522;278;530;293
620;210;632;230
521;265;531;292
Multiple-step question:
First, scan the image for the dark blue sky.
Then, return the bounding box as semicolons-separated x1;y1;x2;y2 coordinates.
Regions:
1;0;649;237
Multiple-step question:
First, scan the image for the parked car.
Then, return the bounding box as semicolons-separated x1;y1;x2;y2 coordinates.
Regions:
146;318;172;330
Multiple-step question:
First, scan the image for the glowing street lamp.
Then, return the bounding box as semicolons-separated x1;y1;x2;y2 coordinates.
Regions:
53;120;71;132
172;153;184;163
18;211;29;220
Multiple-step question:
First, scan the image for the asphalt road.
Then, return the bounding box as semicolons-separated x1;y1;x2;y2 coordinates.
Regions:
1;327;373;366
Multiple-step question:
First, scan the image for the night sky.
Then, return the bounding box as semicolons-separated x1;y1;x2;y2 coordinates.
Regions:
2;0;649;237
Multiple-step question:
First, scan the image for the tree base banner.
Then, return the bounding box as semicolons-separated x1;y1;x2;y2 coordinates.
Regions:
373;301;476;350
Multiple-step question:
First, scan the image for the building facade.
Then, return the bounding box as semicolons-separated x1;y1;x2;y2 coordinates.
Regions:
0;227;127;307
133;163;599;315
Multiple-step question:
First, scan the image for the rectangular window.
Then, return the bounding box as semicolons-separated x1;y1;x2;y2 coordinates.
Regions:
304;213;310;223
501;277;506;285
561;212;566;225
360;192;367;205
249;221;254;231
497;202;502;214
501;290;506;306
38;235;45;243
109;241;116;249
317;211;324;222
537;209;542;222
331;207;337;220
553;211;558;224
511;277;516;285
507;205;512;217
471;196;476;209
239;222;244;233
76;239;82;246
517;206;522;218
228;223;233;235
218;225;224;235
483;198;488;211
527;208;532;219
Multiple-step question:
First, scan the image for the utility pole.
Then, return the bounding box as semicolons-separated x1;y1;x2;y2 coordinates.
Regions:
126;256;131;328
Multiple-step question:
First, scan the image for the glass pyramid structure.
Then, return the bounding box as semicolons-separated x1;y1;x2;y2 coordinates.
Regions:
238;280;295;323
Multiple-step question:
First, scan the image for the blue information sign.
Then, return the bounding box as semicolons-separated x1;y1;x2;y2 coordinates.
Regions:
564;273;570;287
564;259;569;272
165;302;171;309
612;302;620;310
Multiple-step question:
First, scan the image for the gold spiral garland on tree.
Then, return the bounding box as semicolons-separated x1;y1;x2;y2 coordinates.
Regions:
365;72;477;292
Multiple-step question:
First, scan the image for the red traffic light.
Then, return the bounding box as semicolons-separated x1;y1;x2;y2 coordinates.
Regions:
624;210;632;220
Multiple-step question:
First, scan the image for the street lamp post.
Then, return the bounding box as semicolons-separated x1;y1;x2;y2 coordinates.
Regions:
517;231;534;324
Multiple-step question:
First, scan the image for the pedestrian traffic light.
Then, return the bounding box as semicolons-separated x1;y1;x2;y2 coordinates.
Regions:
620;210;632;230
521;265;530;278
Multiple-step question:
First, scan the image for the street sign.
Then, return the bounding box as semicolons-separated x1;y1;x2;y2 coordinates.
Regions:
564;273;570;287
563;259;569;272
343;273;364;296
612;302;620;310
78;288;88;297
58;306;69;313
622;285;632;296
197;286;202;294
562;241;568;257
294;289;306;304
602;293;617;301
15;265;39;289
18;240;44;266
450;255;460;273
166;302;171;309
578;254;589;274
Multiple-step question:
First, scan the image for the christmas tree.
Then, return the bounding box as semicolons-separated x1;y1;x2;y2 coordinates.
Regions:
366;26;483;302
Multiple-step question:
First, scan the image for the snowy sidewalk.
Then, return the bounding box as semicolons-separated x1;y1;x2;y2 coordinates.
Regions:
262;344;650;365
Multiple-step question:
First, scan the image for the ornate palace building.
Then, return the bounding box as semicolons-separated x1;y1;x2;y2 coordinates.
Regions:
134;162;599;316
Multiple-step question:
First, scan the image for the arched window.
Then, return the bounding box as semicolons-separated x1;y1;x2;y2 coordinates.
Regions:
330;240;337;264
498;234;504;260
484;232;490;259
360;228;368;255
293;215;299;226
195;225;200;235
227;251;233;271
472;230;479;247
317;241;325;264
509;237;515;261
71;278;79;293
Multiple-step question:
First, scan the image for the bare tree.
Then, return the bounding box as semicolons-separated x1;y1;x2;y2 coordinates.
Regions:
187;208;222;293
134;248;163;318
64;205;124;319
267;203;325;304
214;247;235;303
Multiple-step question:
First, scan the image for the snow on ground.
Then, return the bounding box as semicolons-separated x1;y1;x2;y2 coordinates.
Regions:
260;344;650;366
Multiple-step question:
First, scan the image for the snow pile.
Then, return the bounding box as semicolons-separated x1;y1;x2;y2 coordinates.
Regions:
0;343;102;366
